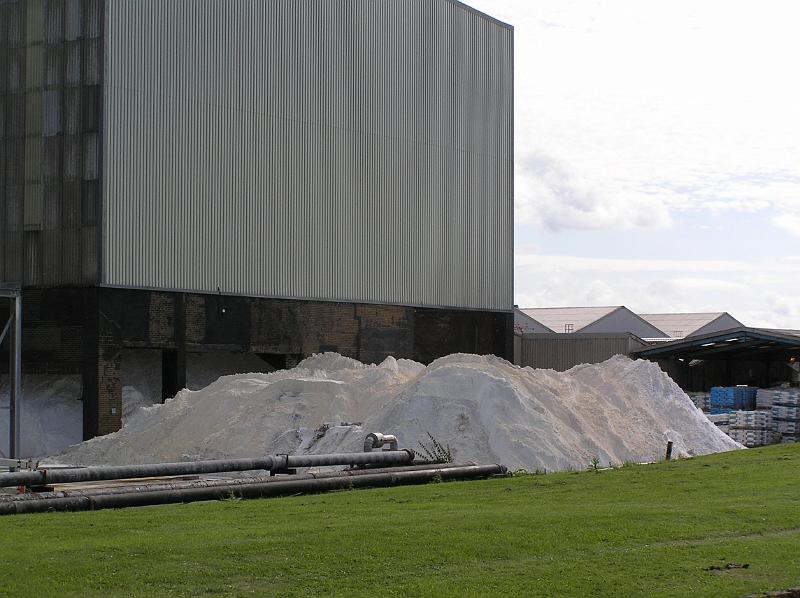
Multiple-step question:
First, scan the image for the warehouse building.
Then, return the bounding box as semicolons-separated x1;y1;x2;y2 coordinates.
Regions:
1;0;514;438
519;306;665;338
514;306;659;371
514;305;748;374
635;327;800;391
513;307;554;335
637;313;743;340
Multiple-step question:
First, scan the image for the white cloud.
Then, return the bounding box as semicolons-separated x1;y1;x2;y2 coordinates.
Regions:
773;212;800;238
516;151;672;231
468;0;800;232
462;0;800;327
515;253;800;328
515;254;800;273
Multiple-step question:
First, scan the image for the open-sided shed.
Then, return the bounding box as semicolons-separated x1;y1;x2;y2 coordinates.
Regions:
634;327;800;391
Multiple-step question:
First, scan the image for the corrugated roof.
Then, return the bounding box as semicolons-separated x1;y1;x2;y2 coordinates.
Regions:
520;306;621;333
638;313;734;338
763;328;800;339
514;308;556;333
634;327;800;360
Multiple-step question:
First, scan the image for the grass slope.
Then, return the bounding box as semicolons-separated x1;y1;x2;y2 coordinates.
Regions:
1;445;799;597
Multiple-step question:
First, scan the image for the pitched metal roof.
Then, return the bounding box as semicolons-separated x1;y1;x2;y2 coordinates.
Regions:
520;306;621;333
638;313;741;338
514;308;556;333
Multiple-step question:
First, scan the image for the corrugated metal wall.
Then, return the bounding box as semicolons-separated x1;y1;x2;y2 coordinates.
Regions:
1;0;103;288
516;334;651;372
102;0;514;311
0;0;26;284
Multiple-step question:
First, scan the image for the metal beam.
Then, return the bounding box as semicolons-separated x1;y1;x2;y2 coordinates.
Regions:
0;316;10;347
3;292;22;462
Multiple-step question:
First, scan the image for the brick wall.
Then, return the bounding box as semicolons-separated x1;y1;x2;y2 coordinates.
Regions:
3;287;512;437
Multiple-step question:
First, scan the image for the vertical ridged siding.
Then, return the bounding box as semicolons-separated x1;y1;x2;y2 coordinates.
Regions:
102;0;513;311
517;334;650;371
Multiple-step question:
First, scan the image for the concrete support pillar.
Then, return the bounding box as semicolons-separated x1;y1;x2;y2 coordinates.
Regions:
82;291;122;439
161;293;186;402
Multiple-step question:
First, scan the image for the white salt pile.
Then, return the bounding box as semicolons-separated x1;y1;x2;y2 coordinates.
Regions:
0;351;277;458
0;375;83;458
57;353;741;471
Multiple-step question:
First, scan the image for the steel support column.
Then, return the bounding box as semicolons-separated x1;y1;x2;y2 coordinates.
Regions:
1;287;22;460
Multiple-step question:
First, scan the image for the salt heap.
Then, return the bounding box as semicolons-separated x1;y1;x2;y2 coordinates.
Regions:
57;353;741;471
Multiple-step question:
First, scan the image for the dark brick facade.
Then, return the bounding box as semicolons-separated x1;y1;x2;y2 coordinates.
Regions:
0;287;513;437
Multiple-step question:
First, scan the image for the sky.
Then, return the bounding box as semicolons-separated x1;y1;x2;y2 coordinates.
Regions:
464;0;800;329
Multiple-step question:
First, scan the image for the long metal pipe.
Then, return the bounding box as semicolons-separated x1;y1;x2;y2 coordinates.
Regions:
0;450;415;488
0;462;478;502
0;464;506;515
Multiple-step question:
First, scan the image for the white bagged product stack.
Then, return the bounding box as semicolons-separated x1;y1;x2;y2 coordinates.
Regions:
772;390;800;443
707;412;731;435
728;410;773;447
757;389;781;410
688;392;711;412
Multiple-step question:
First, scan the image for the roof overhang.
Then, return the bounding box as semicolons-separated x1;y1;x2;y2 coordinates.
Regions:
633;327;800;362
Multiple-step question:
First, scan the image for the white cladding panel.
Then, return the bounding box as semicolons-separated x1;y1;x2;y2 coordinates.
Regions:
102;0;514;311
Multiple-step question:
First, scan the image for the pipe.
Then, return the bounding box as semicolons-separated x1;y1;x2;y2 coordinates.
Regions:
0;462;479;502
364;433;399;452
0;451;415;488
286;450;412;469
0;464;506;515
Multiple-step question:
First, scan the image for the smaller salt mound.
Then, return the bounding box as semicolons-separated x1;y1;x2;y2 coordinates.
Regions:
56;354;740;469
60;355;422;465
297;353;366;372
121;350;280;421
0;375;82;458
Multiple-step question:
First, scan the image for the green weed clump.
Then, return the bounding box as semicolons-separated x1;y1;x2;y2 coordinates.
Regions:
413;432;454;463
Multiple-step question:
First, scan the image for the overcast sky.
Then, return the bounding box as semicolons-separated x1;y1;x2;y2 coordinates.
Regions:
465;0;800;329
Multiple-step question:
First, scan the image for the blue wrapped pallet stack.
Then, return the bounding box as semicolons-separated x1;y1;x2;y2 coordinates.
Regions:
710;386;757;411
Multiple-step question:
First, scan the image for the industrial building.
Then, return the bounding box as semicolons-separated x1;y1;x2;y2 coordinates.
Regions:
514;305;798;390
637;313;743;340
519;306;666;338
1;0;515;440
635;327;800;391
513;307;553;334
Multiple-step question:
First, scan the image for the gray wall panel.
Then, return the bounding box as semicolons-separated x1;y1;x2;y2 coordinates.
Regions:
102;0;513;311
516;334;650;372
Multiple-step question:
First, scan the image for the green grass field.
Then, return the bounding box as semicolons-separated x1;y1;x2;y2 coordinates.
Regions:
1;445;799;597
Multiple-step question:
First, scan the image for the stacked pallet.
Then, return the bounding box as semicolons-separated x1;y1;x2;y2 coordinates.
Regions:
707;412;730;435
710;386;757;414
688;392;711;412
772;391;800;443
757;389;782;410
728;410;773;447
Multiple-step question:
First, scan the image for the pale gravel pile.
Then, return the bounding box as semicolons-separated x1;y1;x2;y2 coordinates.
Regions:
56;353;741;471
